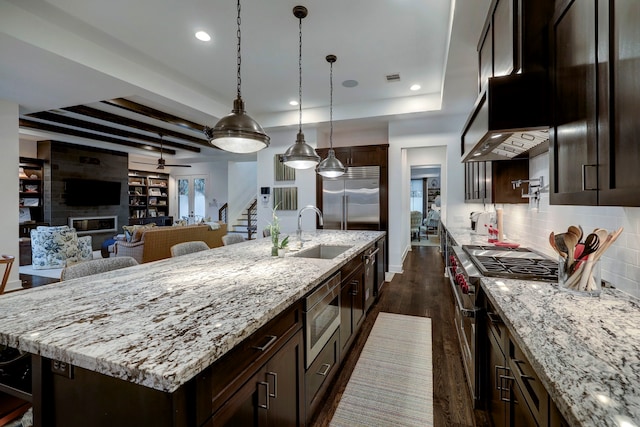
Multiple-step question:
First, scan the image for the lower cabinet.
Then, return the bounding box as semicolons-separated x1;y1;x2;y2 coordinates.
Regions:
484;299;569;427
209;330;304;427
339;263;365;358
305;329;340;423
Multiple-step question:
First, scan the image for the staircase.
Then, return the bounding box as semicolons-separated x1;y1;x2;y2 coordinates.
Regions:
230;198;258;240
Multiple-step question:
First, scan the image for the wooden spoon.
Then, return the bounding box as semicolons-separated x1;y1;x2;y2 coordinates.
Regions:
549;231;565;258
568;225;583;243
563;232;579;273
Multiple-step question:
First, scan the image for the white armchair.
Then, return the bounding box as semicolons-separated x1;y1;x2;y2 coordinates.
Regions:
30;226;93;270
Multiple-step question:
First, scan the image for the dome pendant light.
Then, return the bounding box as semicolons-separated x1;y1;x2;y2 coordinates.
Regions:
317;54;346;178
281;5;321;169
203;0;270;154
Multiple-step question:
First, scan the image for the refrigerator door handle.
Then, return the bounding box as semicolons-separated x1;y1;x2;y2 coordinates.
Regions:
343;195;348;230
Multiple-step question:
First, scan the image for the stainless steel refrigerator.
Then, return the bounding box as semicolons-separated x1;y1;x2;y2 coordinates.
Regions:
322;166;380;230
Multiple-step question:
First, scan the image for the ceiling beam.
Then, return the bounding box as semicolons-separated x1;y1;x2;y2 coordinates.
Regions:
19;119;177;155
63;105;212;147
102;98;207;134
28;111;201;153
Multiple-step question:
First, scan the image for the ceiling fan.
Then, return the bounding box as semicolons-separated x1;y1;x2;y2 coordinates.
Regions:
132;134;192;169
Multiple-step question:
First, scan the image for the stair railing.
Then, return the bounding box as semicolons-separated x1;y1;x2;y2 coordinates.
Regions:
219;203;228;223
246;199;258;240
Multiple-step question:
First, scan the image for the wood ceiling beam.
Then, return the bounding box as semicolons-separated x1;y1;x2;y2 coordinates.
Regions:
19;119;177;155
102;98;207;134
28;111;201;153
63;105;211;147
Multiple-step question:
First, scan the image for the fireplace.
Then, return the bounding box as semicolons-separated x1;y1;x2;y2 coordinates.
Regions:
68;216;118;235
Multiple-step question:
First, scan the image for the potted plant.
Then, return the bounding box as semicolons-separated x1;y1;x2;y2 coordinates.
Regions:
267;205;287;256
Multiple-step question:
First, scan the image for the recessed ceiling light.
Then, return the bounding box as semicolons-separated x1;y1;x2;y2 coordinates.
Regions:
410;84;421;91
195;31;211;42
343;80;358;88
289;100;299;106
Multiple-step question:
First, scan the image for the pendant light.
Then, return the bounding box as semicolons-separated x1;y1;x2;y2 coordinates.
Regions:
281;5;321;169
317;54;346;178
203;0;270;153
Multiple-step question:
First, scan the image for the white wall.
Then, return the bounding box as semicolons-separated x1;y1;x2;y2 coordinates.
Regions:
388;114;468;274
171;161;229;222
1;100;20;291
227;161;258;229
256;128;318;242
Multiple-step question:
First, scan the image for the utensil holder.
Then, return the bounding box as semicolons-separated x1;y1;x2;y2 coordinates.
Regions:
558;256;601;296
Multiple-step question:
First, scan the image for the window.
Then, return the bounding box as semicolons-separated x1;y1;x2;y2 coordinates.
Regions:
177;175;207;221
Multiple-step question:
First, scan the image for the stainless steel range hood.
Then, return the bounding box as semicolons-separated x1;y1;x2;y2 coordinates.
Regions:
461;73;550;162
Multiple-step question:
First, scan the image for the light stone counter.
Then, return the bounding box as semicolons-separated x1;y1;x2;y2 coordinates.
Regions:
445;225;640;426
0;230;384;393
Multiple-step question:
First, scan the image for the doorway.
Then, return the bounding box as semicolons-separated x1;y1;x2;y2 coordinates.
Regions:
410;165;441;245
176;175;207;222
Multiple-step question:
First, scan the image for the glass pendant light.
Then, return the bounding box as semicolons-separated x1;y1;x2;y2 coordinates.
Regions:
281;5;321;169
317;54;346;178
203;0;270;153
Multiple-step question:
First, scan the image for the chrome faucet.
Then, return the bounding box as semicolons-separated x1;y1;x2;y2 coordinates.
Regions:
297;205;323;247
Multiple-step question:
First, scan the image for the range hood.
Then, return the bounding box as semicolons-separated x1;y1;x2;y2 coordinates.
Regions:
461;73;550;162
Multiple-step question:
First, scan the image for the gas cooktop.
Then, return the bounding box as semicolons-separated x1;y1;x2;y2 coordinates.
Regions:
462;245;558;282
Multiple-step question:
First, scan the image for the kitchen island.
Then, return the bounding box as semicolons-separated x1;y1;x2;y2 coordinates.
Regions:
0;230;384;426
445;225;640;426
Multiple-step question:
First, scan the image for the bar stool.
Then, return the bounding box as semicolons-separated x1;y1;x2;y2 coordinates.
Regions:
0;255;16;295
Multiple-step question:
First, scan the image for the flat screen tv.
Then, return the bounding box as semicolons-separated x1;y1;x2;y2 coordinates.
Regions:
64;179;122;206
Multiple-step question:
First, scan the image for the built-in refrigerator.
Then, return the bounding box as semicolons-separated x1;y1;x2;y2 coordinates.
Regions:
321;166;380;230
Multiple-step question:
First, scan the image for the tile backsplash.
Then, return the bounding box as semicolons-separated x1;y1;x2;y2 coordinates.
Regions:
497;152;640;298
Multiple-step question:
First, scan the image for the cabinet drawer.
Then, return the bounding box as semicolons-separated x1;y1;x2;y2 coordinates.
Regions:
508;337;548;425
305;328;339;422
195;301;303;424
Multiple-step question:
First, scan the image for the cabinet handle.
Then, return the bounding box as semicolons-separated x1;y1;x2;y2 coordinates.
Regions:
487;312;503;325
499;374;514;403
253;335;277;352
512;359;536;381
317;363;331;376
266;371;277;399
582;164;598;191
257;381;270;409
351;281;358;296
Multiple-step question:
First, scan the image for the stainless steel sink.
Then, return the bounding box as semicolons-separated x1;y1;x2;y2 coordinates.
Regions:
290;244;352;259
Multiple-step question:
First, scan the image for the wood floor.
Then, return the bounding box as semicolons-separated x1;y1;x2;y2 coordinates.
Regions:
310;245;491;427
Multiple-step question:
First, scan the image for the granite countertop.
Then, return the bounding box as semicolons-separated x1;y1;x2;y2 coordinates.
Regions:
0;230;384;393
446;226;640;426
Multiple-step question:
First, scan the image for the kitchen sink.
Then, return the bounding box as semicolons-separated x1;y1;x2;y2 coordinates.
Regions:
290;244;352;259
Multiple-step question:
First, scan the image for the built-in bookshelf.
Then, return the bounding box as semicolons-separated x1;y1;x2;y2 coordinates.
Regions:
19;157;45;235
128;170;172;225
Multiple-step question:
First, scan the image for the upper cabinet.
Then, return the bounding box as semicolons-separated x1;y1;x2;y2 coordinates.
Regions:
550;0;640;206
464;160;529;204
316;145;387;168
477;0;553;92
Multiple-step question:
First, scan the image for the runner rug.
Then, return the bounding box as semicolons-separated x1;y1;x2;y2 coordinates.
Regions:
330;312;433;427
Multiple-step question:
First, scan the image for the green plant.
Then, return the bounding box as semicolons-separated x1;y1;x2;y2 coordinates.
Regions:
268;205;282;249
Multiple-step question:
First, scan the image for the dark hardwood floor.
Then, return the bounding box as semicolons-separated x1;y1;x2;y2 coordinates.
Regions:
310;245;491;427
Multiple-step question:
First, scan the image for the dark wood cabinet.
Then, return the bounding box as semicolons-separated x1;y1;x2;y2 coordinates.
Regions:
477;0;553;92
464;160;528;204
339;259;365;358
317;145;385;167
550;0;640;206
305;329;339;423
210;330;304;427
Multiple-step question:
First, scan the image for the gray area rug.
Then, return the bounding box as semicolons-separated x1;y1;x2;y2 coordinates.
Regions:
330;313;433;427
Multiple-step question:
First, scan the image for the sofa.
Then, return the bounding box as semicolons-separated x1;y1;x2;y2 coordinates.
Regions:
113;223;227;263
30;226;93;270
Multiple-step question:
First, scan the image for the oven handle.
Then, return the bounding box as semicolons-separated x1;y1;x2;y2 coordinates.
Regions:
447;266;476;318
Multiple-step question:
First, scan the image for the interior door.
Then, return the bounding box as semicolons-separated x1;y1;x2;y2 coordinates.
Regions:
176;175;207;222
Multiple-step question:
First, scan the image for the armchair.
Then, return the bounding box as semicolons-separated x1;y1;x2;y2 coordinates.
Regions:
410;211;422;241
30;226;93;270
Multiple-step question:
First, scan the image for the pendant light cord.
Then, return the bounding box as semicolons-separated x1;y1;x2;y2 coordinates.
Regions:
298;14;303;134
236;0;242;98
329;59;334;149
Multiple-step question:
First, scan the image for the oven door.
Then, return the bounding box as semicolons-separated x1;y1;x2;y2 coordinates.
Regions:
447;253;481;404
305;273;341;368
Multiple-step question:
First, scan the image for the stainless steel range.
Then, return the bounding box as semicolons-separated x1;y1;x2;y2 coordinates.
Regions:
447;244;557;406
463;245;558;282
